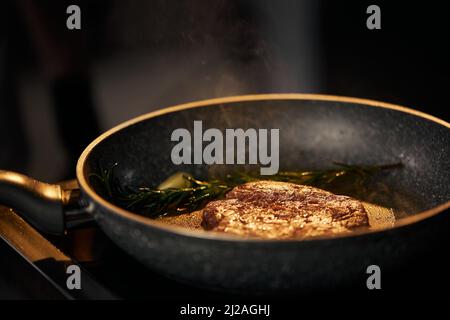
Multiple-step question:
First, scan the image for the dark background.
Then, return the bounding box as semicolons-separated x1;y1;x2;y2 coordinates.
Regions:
1;0;449;181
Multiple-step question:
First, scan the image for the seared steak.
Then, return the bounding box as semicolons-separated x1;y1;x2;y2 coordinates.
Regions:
201;181;369;239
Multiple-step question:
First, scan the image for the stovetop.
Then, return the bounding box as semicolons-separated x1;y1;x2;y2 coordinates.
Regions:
1;205;450;300
0;206;237;300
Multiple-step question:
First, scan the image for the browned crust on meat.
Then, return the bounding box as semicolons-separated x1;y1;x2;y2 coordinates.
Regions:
201;181;369;239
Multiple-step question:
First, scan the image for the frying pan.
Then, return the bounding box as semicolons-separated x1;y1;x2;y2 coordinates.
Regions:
1;94;449;293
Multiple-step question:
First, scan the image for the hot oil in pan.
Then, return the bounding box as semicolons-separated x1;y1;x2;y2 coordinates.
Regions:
156;183;423;235
362;202;395;229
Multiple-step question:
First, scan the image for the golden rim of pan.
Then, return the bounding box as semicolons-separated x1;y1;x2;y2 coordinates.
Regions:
76;94;450;242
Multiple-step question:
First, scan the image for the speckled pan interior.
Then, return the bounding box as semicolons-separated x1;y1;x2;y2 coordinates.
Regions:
85;98;450;213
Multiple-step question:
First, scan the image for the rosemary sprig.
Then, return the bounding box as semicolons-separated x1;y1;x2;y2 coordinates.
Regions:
90;167;234;218
89;162;402;218
266;162;402;189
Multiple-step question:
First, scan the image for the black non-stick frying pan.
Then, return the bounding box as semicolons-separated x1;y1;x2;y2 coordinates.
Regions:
1;94;449;293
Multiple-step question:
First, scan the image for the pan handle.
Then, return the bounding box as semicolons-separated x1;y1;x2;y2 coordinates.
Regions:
0;170;92;235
